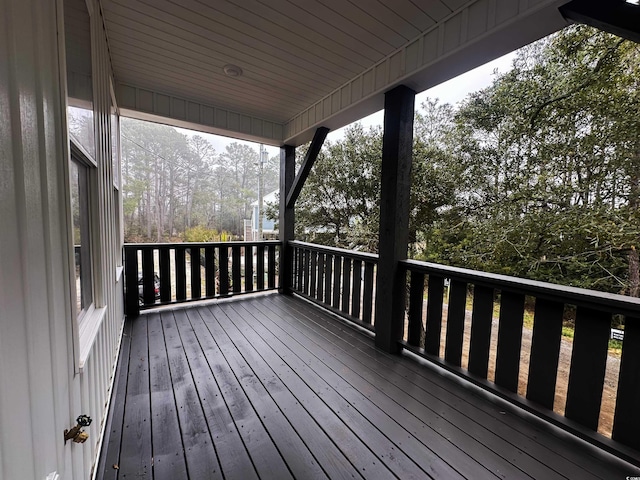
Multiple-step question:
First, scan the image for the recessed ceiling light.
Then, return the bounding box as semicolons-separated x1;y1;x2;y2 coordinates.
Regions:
626;0;639;5
223;64;243;77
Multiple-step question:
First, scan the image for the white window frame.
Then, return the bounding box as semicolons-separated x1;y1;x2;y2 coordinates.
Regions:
69;139;105;369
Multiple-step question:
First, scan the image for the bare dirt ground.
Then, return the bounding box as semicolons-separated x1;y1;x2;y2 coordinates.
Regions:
432;306;619;438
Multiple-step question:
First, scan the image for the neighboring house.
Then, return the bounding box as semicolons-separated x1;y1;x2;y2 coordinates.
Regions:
246;190;279;241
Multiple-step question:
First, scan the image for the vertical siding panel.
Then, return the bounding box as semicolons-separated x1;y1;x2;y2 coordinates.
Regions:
0;0;83;478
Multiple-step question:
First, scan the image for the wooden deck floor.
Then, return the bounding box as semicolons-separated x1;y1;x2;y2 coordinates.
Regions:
97;293;640;479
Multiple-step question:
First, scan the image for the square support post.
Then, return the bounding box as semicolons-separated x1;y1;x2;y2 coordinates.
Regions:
279;145;296;294
375;85;416;353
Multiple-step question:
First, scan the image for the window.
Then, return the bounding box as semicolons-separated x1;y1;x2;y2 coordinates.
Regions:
70;142;95;322
68;105;95;158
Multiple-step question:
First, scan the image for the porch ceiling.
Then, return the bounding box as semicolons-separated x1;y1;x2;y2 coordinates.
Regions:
100;0;568;146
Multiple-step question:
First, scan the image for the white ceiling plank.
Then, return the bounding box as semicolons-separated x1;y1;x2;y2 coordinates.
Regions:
104;16;338;94
440;0;470;12
105;0;347;85
408;0;453;21
135;0;358;79
99;0;568;146
110;49;312;113
363;0;430;36
107;35;323;100
113;60;307;121
316;0;410;48
250;0;384;63
282;0;395;54
382;0;437;30
199;0;374;70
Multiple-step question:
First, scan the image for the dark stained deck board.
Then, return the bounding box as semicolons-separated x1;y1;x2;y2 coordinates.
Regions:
270;295;627;480
220;301;441;479
255;297;551;480
97;319;132;480
194;306;326;479
210;303;397;479
209;304;363;480
228;300;469;480
147;313;189;479
160;311;223;480
99;294;640;480
184;308;293;480
117;316;152;479
171;309;259;480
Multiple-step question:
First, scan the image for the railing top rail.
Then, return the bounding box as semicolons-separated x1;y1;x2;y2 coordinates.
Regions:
289;240;379;262
401;258;640;316
124;240;281;249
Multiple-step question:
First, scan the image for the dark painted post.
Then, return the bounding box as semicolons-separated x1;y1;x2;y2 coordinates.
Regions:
375;85;415;353
124;246;140;317
279;145;295;294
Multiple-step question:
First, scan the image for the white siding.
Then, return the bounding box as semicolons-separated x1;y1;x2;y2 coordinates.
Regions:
0;0;125;478
0;0;76;478
74;0;126;477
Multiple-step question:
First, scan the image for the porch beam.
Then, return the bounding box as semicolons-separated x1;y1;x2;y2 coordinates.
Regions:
286;127;329;209
375;85;416;353
279;145;296;294
560;0;640;43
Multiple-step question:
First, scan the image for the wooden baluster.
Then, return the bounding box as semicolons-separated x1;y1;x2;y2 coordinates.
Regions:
232;245;241;293
468;285;494;379
256;244;265;291
316;253;325;301
408;271;425;348
142;248;155;306
205;246;215;298
526;298;564;408
175;246;187;301
613;316;640;450
341;258;352;315
267;244;276;289
565;307;610;430
324;254;333;305
190;247;201;299
495;291;525;393
159;247;171;302
351;260;362;320
362;262;375;325
219;246;229;296
124;246;140;317
303;249;310;295
445;280;467;366
296;247;303;292
332;255;342;308
425;275;445;356
309;251;317;298
245;245;254;292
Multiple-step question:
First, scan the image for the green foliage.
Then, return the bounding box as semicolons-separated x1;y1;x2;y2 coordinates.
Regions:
295;25;639;296
415;26;640;295
183;225;231;242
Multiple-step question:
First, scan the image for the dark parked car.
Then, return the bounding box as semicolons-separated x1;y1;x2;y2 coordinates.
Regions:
138;273;161;303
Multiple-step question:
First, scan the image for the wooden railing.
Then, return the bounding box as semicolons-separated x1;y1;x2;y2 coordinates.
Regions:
290;241;378;330
123;238;640;460
400;258;640;461
124;241;279;317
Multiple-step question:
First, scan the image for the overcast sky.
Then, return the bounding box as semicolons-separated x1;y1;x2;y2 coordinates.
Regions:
177;51;517;157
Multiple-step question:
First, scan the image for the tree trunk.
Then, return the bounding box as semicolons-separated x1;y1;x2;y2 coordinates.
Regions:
629;166;639;297
630;246;639;297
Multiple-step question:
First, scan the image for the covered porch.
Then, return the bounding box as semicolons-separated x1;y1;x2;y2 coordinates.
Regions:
97;293;635;479
3;0;640;479
96;238;640;477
